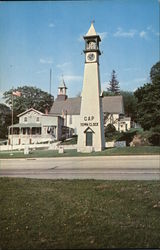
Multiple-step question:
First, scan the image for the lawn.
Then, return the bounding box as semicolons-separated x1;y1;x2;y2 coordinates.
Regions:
0;178;160;249
0;146;160;159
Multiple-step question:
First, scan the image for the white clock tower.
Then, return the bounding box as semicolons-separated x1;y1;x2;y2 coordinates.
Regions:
77;22;105;152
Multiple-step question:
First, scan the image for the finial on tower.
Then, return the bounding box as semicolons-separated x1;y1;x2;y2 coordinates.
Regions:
85;20;97;36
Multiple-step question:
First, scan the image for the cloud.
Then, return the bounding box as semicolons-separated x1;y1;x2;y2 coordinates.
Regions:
146;25;159;37
40;58;53;64
113;27;137;38
36;69;48;74
155;32;160;36
0;91;5;104
0;91;3;98
59;75;83;82
78;31;107;42
123;67;139;72
133;77;147;83
139;30;148;39
78;34;83;42
48;23;55;28
98;32;108;41
56;62;71;69
147;25;153;31
101;82;108;91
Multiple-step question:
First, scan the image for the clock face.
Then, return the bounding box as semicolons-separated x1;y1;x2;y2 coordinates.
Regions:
87;53;95;61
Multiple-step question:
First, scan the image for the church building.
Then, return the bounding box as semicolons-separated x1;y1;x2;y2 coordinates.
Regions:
50;80;130;135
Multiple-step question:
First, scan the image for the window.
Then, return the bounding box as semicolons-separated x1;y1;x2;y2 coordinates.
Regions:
32;127;41;135
36;117;40;122
24;117;27;122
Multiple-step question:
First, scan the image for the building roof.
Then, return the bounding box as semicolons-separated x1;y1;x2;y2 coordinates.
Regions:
49;96;124;115
17;108;44;117
50;97;81;115
9;123;42;128
102;96;124;114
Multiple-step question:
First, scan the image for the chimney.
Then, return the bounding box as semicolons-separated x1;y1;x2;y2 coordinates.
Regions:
45;108;48;115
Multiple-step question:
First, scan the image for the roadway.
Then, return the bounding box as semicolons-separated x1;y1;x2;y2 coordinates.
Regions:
0;155;160;180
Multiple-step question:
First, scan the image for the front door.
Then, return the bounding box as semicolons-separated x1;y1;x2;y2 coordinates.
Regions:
86;132;92;146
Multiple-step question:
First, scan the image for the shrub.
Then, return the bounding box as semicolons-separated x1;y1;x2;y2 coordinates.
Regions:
104;124;116;136
117;130;137;146
148;133;160;146
151;125;160;133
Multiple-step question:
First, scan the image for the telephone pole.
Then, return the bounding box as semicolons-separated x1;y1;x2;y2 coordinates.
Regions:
49;68;52;95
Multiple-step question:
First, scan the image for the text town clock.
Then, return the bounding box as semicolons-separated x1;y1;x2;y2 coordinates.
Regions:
87;53;95;61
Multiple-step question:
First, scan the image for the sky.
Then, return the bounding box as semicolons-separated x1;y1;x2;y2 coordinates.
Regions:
0;0;159;103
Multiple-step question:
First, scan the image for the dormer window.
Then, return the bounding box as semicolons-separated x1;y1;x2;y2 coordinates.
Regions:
24;117;27;122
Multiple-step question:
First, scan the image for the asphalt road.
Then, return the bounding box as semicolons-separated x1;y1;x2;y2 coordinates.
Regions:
0;155;160;180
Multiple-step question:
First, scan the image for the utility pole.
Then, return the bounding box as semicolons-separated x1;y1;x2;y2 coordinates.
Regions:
49;68;52;95
11;87;14;154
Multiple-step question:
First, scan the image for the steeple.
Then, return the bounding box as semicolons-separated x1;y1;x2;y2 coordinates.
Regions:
56;77;68;101
58;78;67;90
85;22;97;37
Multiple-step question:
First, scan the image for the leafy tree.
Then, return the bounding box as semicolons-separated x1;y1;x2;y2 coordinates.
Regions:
107;70;120;95
150;61;160;83
104;123;116;137
102;91;115;97
134;61;160;130
120;91;138;121
3;86;54;115
0;103;11;139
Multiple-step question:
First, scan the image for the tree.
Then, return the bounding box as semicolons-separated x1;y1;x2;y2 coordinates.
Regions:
3;86;54;115
107;70;120;95
120;91;138;121
150;61;160;83
0;103;11;139
134;61;160;130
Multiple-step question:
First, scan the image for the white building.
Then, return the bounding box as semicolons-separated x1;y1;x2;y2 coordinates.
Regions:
50;83;131;134
8;108;64;145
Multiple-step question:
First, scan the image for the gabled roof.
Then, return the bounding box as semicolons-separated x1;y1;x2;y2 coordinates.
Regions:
49;96;124;116
17;108;44;117
50;97;81;115
102;96;124;114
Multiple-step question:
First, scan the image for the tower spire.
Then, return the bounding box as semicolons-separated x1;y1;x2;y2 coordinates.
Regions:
85;21;97;36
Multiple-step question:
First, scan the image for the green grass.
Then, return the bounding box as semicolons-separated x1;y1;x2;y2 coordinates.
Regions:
0;178;160;249
0;146;160;159
60;136;77;145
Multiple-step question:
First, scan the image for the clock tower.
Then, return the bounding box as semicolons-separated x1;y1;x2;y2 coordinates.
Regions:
77;22;105;152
